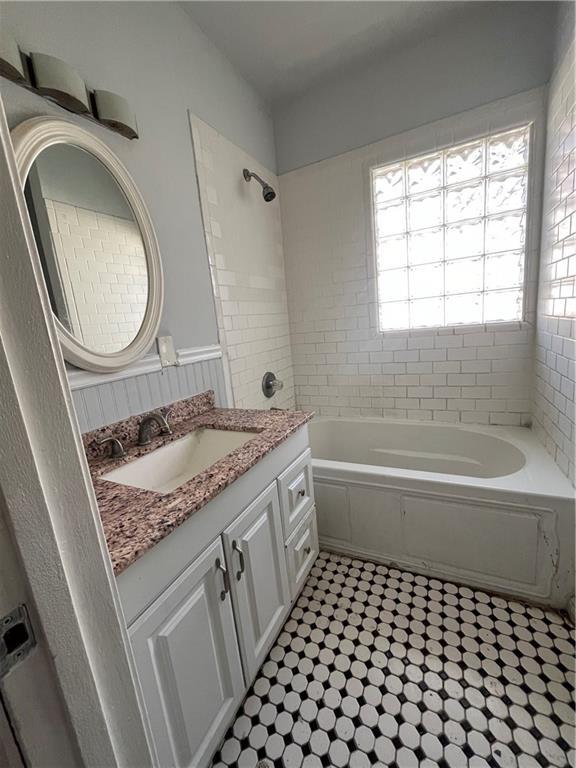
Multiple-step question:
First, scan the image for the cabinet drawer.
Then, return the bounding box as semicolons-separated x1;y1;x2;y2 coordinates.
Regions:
277;449;314;539
286;507;318;600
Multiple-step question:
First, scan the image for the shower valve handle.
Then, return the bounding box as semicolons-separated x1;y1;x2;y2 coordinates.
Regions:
262;372;283;398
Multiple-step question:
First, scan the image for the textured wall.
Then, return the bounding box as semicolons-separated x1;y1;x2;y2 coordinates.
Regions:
533;5;576;484
191;116;295;410
280;91;545;425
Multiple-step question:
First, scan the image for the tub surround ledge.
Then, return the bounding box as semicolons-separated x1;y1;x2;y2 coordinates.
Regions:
83;390;313;575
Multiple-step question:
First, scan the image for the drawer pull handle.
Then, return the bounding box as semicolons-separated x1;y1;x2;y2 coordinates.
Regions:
298;489;306;498
232;540;245;581
215;558;230;600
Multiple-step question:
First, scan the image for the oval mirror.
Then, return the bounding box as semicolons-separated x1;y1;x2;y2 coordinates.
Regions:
11;117;163;373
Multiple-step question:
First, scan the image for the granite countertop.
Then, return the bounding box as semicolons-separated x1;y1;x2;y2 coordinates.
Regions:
84;391;313;575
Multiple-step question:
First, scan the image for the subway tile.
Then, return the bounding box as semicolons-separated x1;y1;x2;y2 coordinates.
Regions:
434;335;463;349
420;374;447;386
433;410;460;422
420;349;447;362
394;375;421;386
448;374;476;386
461;360;492;373
433;361;460;373
407;362;433;374
407;386;434;398
420;398;447;410
280;53;574;477
461;411;490;424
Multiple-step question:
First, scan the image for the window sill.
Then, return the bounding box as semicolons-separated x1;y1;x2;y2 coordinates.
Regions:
377;319;533;337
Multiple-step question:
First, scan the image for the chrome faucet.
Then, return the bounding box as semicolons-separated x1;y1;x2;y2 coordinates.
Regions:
96;436;125;459
137;409;172;446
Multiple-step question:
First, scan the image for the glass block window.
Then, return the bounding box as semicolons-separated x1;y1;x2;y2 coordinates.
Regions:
372;125;530;331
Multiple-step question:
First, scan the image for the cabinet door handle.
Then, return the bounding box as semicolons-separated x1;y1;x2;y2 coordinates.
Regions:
304;546;311;556
232;540;245;581
215;558;230;600
298;488;306;498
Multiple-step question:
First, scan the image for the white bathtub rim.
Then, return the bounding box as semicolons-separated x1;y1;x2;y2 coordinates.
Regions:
312;458;573;502
310;417;574;500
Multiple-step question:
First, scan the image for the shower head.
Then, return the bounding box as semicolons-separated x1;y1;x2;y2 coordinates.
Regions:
243;168;276;203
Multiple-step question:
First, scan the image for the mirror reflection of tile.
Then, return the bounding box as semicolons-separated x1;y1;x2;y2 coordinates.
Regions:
46;198;147;353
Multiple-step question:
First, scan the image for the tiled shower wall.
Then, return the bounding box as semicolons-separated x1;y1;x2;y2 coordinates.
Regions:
191;116;295;411
533;7;576;485
280;91;544;425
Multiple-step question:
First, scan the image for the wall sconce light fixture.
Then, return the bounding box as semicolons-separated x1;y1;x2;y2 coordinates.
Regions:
0;27;26;83
1;30;138;141
30;52;91;114
93;90;138;140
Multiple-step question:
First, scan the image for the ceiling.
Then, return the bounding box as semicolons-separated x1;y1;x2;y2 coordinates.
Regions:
183;1;495;107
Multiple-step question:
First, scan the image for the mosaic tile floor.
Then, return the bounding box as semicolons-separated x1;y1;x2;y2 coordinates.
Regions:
211;551;575;768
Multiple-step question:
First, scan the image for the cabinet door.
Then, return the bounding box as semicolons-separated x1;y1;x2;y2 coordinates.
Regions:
129;538;244;768
223;482;290;682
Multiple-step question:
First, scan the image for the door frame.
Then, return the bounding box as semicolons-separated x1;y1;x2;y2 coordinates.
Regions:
0;695;25;768
0;95;154;766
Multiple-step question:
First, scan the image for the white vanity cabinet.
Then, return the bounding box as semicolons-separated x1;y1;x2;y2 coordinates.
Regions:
223;482;290;683
129;538;244;768
118;428;317;768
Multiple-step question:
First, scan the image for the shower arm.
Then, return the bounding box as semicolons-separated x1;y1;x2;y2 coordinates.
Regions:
242;167;276;202
243;169;266;186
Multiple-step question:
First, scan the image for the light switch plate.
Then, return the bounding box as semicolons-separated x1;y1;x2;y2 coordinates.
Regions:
157;335;179;367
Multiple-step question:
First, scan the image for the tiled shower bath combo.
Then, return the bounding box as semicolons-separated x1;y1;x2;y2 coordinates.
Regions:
212;552;575;768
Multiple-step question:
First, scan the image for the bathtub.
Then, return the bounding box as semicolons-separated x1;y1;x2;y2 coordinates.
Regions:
309;417;575;608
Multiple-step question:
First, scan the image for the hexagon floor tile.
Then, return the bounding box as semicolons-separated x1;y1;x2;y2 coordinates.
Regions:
211;551;575;768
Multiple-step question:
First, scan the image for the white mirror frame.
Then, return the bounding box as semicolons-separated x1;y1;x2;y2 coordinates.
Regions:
11;116;163;373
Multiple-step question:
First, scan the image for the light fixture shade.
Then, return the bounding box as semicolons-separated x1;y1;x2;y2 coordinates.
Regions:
30;52;90;114
94;90;138;140
0;27;25;83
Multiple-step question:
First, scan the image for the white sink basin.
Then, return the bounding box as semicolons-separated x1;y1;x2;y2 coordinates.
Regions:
101;428;256;494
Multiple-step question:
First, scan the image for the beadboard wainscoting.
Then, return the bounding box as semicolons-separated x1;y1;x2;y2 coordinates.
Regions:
70;348;228;432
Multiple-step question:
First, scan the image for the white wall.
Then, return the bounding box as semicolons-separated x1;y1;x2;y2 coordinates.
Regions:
274;2;557;173
1;1;276;426
192;116;295;410
533;4;576;485
280;91;545;425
